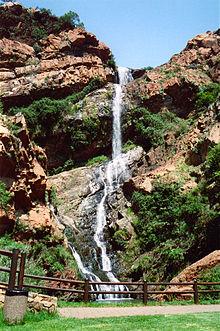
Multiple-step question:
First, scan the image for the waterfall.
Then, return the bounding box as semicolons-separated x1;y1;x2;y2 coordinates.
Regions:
69;67;133;300
92;67;133;298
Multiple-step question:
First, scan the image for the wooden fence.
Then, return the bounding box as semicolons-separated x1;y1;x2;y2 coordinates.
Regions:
0;249;219;304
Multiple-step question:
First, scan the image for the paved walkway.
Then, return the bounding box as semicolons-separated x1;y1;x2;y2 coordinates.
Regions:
59;304;220;319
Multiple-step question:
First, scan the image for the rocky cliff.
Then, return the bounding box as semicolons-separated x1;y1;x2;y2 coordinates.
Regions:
0;3;115;109
126;30;219;117
0;2;219;290
0;113;63;239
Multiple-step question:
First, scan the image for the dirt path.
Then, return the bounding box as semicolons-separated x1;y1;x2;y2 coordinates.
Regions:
59;304;220;319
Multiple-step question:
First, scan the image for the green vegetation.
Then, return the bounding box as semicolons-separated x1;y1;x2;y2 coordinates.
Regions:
0;100;3;114
196;83;220;109
119;144;220;281
58;10;84;29
107;54;117;71
129;180;216;280
198;265;220;300
50;186;60;208
201;143;220;206
113;228;130;249
127;107;188;149
86;155;108;166
144;66;153;70
0;181;11;211
0;310;220;331
122;140;138;152
9;77;104;141
50;160;76;176
0;4;84;46
0;235;78;285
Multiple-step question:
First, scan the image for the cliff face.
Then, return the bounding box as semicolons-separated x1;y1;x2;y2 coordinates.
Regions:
0;4;115;109
126;30;219;117
0;3;219;285
0;113;63;239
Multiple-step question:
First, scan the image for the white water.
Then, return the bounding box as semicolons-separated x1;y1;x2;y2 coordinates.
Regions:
93;67;133;298
68;67;133;300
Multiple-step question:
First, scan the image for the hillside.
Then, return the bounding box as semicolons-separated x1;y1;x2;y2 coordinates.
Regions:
0;2;219;295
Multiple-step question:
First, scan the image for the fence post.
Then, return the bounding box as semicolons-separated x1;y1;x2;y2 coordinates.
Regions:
17;252;26;290
143;281;148;304
193;279;199;304
8;249;20;290
83;279;90;302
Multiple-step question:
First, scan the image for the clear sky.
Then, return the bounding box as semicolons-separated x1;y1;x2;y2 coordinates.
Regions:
19;0;219;69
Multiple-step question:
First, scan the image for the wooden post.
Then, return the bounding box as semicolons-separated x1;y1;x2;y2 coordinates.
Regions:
143;281;148;304
83;279;90;302
18;252;26;290
8;249;19;290
193;279;199;304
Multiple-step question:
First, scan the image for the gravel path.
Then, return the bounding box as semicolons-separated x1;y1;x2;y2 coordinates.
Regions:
59;304;220;319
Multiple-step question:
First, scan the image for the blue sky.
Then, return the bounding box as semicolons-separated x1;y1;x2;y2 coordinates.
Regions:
19;0;219;68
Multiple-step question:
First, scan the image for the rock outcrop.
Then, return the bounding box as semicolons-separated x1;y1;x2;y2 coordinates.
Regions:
0;113;63;238
126;30;220;117
158;250;220;300
0;3;115;108
0;28;115;108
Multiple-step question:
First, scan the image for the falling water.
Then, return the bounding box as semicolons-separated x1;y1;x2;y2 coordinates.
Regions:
93;67;133;298
68;67;133;299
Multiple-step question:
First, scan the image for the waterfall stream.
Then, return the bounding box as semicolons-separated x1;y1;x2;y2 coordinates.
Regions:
70;67;133;299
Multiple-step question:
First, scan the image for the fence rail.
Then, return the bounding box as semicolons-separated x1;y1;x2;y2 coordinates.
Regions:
0;249;219;304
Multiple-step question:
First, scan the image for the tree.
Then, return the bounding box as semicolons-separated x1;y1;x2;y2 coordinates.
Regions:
59;11;84;28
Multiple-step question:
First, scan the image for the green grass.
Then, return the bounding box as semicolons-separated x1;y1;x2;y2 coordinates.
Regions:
58;298;220;308
0;310;219;331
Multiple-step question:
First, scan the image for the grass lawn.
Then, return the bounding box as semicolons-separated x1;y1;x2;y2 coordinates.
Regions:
0;310;220;331
58;298;220;307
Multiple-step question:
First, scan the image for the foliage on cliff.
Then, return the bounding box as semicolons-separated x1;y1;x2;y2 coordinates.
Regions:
0;2;84;45
9;77;104;140
120;144;220;281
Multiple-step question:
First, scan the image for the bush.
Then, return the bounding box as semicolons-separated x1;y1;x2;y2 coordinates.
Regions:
107;54;116;71
0;181;11;211
129;180;217;280
58;11;84;29
32;27;48;40
196;83;220;109
0;235;78;284
205;143;220;182
86;155;108;166
129;108;188;148
198;265;220;299
9;77;104;140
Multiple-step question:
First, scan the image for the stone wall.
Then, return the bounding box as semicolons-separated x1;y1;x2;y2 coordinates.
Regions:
0;289;57;313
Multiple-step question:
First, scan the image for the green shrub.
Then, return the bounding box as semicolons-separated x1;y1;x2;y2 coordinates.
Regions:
198;265;220;299
122;140;138;152
129;180;217;280
129;108;188;148
32;27;48;40
58;11;84;29
0;181;11;211
86;155;108;166
107;54;116;71
9;77;104;140
203;143;220;205
0;100;3;114
0;235;78;285
50;185;59;207
205;143;220;182
196;83;220;108
113;229;130;249
144;66;153;71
